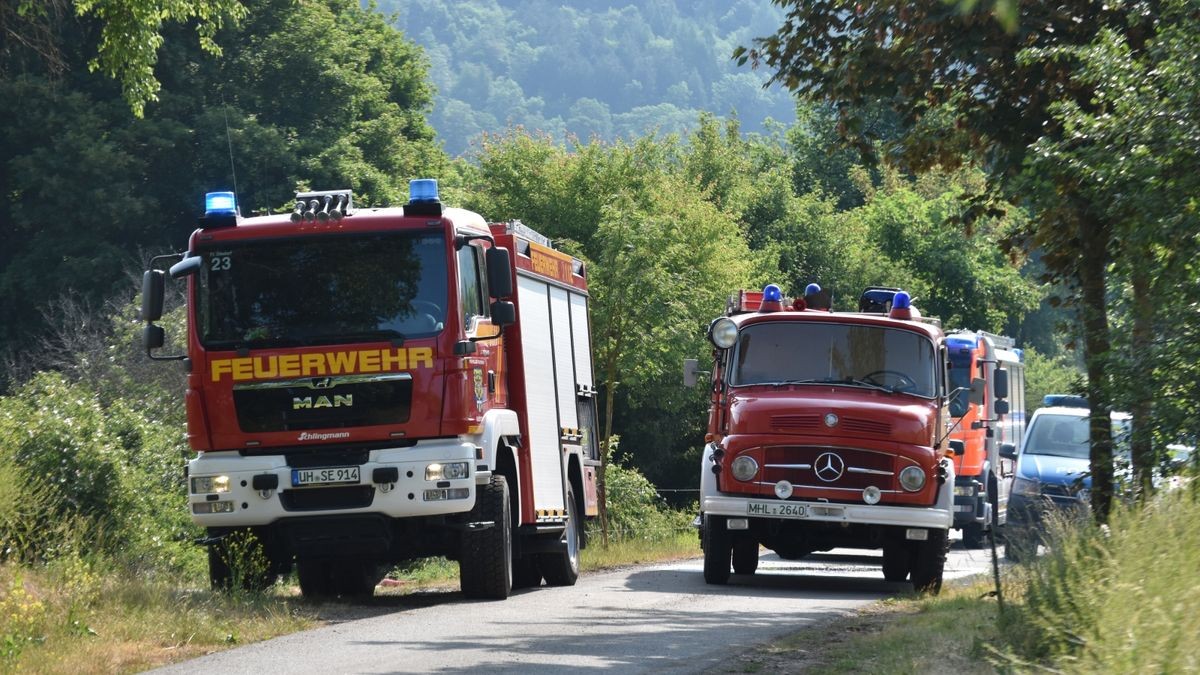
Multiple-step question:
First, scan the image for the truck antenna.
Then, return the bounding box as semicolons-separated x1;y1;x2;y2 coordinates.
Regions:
221;94;240;209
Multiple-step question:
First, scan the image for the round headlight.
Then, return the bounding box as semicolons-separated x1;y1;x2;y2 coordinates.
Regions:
730;455;759;481
709;317;738;349
862;485;882;504
774;480;793;499
899;466;927;492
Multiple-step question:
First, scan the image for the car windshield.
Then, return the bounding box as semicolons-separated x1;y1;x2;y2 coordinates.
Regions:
1024;414;1132;459
197;232;448;349
730;321;937;397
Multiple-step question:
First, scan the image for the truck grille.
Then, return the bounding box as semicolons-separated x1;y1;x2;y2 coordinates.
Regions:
762;445;898;490
232;373;412;433
280;486;376;511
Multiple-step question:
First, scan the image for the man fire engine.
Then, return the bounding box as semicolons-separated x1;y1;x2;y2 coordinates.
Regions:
141;180;600;599
685;284;962;593
946;331;1025;548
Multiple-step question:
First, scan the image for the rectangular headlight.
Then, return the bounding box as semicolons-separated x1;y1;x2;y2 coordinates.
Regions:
426;462;469;481
190;475;231;494
192;500;234;514
953;485;975;497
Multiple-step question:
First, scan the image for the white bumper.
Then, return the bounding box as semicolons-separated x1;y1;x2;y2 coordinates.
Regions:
702;495;953;529
187;438;485;528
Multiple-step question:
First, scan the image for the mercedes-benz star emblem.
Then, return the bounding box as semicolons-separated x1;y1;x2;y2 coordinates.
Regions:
824;413;839;427
814;452;845;482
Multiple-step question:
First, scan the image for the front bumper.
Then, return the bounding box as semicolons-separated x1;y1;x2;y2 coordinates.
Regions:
702;494;952;530
187;438;484;527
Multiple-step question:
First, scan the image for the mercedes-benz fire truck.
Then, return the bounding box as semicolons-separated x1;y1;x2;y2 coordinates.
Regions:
684;284;958;593
141;180;600;600
946;331;1025;547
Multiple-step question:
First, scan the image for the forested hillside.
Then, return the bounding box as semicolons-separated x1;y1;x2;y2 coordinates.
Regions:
379;0;796;155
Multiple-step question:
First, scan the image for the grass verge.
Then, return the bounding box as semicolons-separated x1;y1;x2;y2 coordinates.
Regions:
0;529;700;673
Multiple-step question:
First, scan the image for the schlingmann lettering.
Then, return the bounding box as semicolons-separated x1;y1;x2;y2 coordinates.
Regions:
210;348;434;382
298;431;351;441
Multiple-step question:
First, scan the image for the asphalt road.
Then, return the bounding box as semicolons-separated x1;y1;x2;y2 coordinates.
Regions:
154;541;999;674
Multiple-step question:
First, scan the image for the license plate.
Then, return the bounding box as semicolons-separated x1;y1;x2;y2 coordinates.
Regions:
292;466;360;487
747;501;808;518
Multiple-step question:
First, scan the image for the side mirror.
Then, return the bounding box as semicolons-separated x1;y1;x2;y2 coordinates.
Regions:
683;358;709;388
969;377;986;406
949;439;965;456
169;255;201;279
490;300;516;327
141;270;165;321
143;324;165;353
999;443;1018;460
993;368;1010;400
486;246;513;299
994;399;1010;416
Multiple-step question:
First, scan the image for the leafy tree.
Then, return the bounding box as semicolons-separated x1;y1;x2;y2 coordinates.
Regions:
737;0;1176;521
1;0;246;117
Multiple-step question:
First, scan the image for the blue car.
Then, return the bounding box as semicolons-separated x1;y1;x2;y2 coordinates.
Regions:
1003;400;1130;560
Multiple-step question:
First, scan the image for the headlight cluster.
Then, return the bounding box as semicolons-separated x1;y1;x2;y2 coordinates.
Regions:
426;462;470;481
898;466;926;492
730;455;759;481
191;475;230;494
1012;476;1041;497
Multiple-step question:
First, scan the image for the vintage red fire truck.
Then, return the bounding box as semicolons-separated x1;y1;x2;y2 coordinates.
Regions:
685;284;960;593
141;180;599;599
946;331;1025;547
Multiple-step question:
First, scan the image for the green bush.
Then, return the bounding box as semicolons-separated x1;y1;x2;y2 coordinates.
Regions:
597;459;693;542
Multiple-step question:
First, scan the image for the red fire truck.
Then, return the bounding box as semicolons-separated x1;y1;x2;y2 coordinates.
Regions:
684;284;959;593
141;180;600;599
946;331;1025;547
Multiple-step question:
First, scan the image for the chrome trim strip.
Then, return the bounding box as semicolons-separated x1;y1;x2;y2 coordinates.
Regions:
752;481;899;494
234;373;413;391
847;467;894;476
764;463;813;470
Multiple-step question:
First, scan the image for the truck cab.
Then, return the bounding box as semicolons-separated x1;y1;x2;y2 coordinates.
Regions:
686;284;957;593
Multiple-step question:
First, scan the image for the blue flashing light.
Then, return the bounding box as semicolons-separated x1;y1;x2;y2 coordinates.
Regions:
1044;394;1088;408
205;191;237;216
946;337;975;351
409;178;439;203
892;291;911;310
762;284;783;302
804;283;821;296
1013;348;1024;362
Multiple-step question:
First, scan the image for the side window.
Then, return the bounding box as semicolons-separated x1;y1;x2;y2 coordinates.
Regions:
457;245;485;328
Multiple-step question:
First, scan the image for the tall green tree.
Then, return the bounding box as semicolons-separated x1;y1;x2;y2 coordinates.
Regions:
737;0;1173;521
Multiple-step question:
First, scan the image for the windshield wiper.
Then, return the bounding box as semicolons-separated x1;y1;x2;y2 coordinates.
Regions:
820;378;897;394
319;330;406;346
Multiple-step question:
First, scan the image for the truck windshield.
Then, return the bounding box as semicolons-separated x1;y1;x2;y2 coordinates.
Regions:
197;232;448;349
947;349;973;417
731;321;937;397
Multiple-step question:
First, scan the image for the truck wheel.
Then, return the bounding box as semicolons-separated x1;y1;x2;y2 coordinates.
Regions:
961;522;986;549
209;533;276;592
540;486;581;586
732;539;759;575
702;515;732;585
910;528;949;594
459;475;513;600
512;556;543;589
333;560;382;598
881;541;911;582
297;560;333;598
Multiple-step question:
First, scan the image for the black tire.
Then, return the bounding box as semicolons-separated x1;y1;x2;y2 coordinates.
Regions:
512;556;543;589
881;541;911;582
209;533;276;593
297;560;334;598
732;538;759;575
459;475;513;600
961;521;986;549
702;515;732;585
540;486;581;586
910;528;949;594
333;560;381;598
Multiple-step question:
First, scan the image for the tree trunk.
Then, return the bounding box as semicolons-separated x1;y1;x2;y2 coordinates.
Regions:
598;357;617;547
1078;214;1114;524
1130;264;1155;499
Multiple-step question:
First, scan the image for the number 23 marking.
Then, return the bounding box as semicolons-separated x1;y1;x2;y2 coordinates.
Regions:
210;255;231;271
